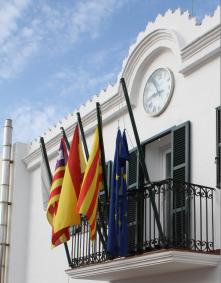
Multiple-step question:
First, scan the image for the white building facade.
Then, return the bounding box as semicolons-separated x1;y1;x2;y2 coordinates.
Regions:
2;6;221;283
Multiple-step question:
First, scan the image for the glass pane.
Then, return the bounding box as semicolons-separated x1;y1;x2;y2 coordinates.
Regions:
166;152;171;178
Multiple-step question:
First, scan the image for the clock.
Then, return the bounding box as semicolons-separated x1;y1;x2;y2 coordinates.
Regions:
143;68;174;116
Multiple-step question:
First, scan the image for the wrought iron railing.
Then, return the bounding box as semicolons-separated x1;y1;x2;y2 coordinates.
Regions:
70;179;215;268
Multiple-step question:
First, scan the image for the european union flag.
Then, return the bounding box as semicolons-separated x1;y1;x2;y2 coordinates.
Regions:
107;129;129;257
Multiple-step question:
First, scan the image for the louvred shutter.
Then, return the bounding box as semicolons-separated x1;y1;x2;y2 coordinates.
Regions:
171;121;190;247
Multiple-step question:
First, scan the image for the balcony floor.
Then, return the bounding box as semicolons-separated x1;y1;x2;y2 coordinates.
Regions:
66;249;221;281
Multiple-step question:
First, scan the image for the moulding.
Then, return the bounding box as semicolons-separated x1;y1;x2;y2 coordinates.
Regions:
66;250;221;281
23;93;128;170
179;24;221;75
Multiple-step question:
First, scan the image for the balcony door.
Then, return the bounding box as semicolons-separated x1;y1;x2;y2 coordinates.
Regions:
127;122;191;251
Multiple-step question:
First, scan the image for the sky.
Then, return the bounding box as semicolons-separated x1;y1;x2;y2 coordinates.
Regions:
0;0;220;143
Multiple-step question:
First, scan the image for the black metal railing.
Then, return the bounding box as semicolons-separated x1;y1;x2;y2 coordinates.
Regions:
70;179;215;268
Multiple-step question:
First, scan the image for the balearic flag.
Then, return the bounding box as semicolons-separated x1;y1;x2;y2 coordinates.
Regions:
76;127;103;240
53;125;86;233
107;129;129;256
46;138;70;247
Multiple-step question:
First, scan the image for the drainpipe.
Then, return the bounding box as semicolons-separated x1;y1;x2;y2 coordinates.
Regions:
0;120;12;283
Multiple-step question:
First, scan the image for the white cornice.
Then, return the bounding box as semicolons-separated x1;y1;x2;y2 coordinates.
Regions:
179;24;221;75
23;93;128;170
66;250;221;281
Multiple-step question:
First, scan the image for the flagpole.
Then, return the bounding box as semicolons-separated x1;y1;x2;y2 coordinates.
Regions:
76;112;108;244
40;137;52;183
76;112;89;159
96;102;108;202
120;78;164;241
39;137;73;267
60;127;70;151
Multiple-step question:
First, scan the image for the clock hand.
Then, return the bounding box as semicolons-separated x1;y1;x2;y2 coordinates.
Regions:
152;77;161;93
147;90;160;101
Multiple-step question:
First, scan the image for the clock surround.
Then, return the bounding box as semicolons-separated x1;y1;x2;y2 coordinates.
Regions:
143;67;174;116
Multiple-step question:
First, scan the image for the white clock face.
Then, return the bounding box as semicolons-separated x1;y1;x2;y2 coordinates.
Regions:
143;68;174;116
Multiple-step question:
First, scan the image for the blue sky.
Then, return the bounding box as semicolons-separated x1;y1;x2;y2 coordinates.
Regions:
0;0;220;143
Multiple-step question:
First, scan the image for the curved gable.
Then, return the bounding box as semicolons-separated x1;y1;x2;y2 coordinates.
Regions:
119;28;182;105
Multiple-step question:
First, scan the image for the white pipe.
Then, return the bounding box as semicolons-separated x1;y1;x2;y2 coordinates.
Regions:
0;120;12;283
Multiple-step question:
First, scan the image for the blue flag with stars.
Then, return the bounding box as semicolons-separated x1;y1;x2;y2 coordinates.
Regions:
107;129;129;257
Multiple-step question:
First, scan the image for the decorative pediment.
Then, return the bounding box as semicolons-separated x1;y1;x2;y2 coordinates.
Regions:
118;28;183;106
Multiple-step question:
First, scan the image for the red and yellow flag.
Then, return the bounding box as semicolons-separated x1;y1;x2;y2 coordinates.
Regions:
46;138;70;247
76;127;103;240
53;125;86;233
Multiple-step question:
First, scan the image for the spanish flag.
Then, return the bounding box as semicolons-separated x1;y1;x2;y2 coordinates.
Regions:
76;127;103;240
53;125;86;233
46;138;70;247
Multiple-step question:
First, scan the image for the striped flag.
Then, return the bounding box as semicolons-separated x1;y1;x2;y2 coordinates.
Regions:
46;138;70;247
76;127;103;240
53;125;86;233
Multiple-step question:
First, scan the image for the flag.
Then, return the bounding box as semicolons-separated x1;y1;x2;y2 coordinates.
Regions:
53;125;86;233
107;129;129;257
46;138;70;247
41;156;51;211
76;127;103;240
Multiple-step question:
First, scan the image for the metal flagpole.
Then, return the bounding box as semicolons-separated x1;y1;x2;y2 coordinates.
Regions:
76;113;89;159
39;137;73;267
120;78;164;240
76;112;108;244
95;103;109;202
60;127;70;151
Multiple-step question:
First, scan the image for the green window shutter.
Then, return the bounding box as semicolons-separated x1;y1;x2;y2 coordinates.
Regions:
128;149;144;189
99;161;112;222
127;148;144;253
127;194;137;253
106;160;112;197
127;149;138;252
216;107;221;188
171;121;190;247
128;149;138;189
172;122;190;182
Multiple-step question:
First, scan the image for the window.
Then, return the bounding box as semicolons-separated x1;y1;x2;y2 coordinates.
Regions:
127;122;191;250
145;134;171;182
164;151;172;179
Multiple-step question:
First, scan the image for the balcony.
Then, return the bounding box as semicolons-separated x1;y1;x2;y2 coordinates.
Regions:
66;179;221;281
